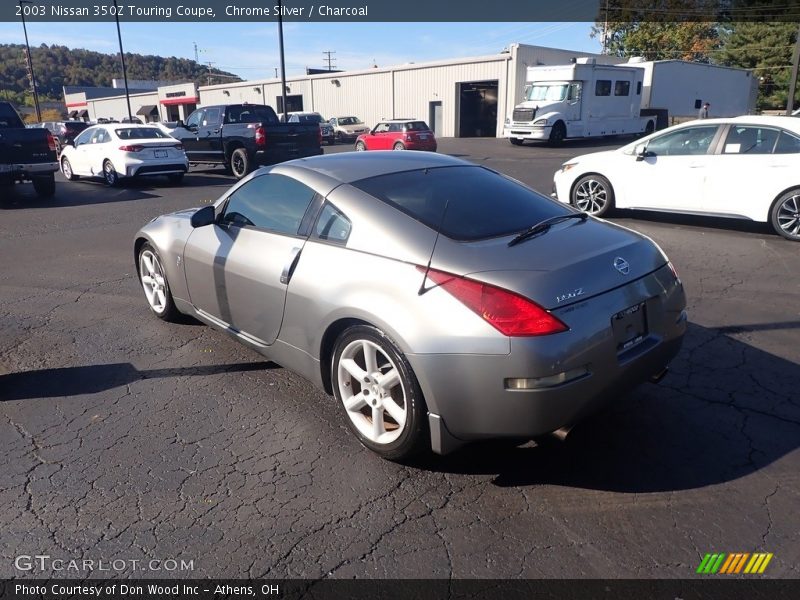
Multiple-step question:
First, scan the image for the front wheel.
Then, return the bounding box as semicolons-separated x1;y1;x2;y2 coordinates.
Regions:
393;142;406;151
548;121;566;146
32;174;56;198
138;243;179;321
571;174;615;217
61;157;78;181
332;325;428;461
355;141;366;151
771;189;800;241
229;148;250;179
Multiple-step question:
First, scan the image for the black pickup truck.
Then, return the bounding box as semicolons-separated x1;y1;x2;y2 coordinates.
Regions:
171;104;322;179
0;101;58;198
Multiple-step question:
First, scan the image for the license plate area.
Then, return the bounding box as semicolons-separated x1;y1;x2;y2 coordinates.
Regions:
612;301;648;352
154;149;168;158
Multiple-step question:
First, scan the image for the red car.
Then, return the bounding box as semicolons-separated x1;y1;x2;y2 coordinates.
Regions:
354;119;437;152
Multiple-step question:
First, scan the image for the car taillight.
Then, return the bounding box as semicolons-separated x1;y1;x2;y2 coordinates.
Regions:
119;145;144;152
255;126;266;147
317;127;322;146
46;132;56;152
172;143;184;151
419;267;568;336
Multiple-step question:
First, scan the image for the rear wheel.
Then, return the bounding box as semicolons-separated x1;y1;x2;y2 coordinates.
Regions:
332;325;428;461
572;174;614;217
355;141;367;151
230;148;250;179
138;243;179;321
393;142;406;151
61;157;78;181
32;174;56;198
103;160;119;187
771;189;800;241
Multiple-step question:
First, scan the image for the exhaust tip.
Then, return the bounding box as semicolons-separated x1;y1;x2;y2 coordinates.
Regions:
649;367;669;384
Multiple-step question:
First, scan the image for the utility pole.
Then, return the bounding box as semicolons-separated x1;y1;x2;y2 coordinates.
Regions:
206;62;215;86
194;42;199;62
323;50;336;71
786;23;800;115
277;0;288;120
18;0;41;122
113;0;132;121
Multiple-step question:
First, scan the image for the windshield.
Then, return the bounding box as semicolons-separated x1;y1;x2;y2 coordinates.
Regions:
114;128;170;140
527;83;569;102
339;117;362;125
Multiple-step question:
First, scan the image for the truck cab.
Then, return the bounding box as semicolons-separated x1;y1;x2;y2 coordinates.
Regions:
504;59;654;146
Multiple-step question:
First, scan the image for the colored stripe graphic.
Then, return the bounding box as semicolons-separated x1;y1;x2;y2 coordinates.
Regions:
711;553;726;573
699;552;774;574
719;554;737;574
697;554;713;574
733;553;750;573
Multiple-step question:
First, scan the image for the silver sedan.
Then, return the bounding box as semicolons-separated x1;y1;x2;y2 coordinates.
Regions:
134;152;687;460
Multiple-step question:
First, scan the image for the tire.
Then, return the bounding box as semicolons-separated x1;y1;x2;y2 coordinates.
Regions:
138;243;179;321
393;142;406;151
548;121;566;146
61;157;78;181
509;138;523;146
770;189;800;241
355;141;367;151
167;173;184;185
32;174;56;198
103;160;119;187
229;147;251;180
332;325;428;461
571;174;615;217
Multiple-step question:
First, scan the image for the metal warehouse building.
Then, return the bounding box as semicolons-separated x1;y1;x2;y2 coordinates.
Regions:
199;43;624;137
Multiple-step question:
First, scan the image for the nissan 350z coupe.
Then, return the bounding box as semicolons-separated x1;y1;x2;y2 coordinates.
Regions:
134;152;687;460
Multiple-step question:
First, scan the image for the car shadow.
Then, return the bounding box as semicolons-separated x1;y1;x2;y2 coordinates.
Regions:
0;361;279;402
0;184;162;208
611;210;775;237
411;322;800;493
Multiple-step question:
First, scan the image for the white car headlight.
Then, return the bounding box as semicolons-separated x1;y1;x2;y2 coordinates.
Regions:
534;119;548;126
560;162;578;173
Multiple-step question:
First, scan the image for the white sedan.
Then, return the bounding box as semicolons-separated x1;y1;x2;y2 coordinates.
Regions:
553;115;800;241
60;124;188;186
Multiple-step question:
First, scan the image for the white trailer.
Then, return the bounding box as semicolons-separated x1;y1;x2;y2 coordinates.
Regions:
503;58;656;145
634;59;758;119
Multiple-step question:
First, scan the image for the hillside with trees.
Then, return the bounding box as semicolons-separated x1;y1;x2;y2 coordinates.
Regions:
0;43;242;107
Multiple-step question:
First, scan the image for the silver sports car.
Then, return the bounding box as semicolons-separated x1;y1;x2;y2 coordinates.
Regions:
135;152;687;460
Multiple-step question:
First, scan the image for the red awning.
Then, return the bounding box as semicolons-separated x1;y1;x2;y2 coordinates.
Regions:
160;97;199;106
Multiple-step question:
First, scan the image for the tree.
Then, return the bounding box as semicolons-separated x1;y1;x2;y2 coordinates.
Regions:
716;22;799;109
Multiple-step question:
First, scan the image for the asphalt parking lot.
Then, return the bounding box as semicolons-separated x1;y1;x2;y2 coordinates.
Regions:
1;137;798;580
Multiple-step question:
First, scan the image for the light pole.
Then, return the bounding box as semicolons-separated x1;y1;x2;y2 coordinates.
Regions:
112;0;132;121
18;0;41;122
277;0;288;120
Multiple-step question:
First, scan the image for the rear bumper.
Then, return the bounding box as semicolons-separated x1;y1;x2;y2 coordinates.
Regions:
1;161;59;177
408;264;687;448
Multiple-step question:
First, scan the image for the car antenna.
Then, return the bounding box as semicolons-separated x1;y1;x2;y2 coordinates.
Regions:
418;195;451;296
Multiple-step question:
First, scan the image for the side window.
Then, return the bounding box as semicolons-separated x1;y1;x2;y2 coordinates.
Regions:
388;123;403;132
221;173;316;235
373;123;389;133
74;129;94;146
723;126;779;155
774;130;800;154
202;108;221;127
90;129;106;144
313;203;352;243
595;80;611;96
636;81;642;95
185;110;203;129
646;126;719;156
614;81;630;96
567;83;582;102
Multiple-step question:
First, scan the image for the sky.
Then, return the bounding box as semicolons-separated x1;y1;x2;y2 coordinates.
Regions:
0;21;601;81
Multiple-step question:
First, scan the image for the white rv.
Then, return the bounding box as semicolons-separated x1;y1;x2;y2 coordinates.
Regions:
505;58;757;146
504;58;655;146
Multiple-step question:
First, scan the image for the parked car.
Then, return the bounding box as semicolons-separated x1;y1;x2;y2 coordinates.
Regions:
171;104;322;179
0;101;58;198
134;152;686;460
36;120;89;153
59;124;188;186
355;119;437;152
121;116;144;124
552;115;800;241
329;116;370;143
285;111;335;145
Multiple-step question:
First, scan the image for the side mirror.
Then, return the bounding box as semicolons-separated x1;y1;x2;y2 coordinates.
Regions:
635;145;654;161
190;205;216;228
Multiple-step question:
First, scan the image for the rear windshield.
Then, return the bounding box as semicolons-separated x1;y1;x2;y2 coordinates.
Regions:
0;103;24;129
352;166;569;241
403;121;430;132
227;105;279;124
114;128;170;140
296;114;323;124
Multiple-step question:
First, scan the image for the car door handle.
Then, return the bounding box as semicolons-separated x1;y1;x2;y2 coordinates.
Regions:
280;247;302;284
